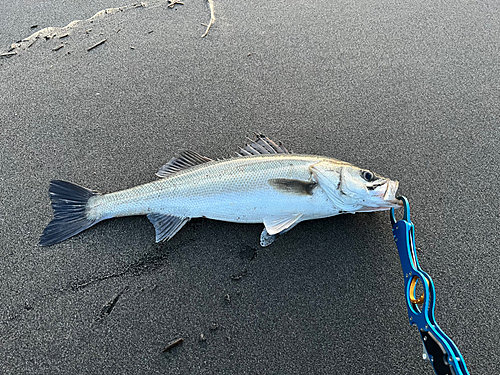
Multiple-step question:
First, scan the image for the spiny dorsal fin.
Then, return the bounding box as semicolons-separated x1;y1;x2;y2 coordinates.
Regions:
156;150;213;178
237;133;291;157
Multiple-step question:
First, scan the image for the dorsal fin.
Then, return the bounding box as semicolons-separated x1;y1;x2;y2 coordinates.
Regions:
156;150;213;178
237;133;291;156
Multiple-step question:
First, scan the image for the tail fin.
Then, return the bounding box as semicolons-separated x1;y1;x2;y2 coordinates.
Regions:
39;180;101;246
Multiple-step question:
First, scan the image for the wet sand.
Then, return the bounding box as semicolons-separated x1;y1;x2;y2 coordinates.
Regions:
1;1;498;374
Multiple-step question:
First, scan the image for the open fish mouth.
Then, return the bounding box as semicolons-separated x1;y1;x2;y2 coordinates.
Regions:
382;180;402;207
366;179;402;208
352;180;402;213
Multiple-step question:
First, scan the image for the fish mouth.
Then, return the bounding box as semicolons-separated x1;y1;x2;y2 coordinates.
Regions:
383;180;403;207
350;179;402;213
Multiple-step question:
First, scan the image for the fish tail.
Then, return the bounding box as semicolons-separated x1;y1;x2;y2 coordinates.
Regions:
39;180;101;246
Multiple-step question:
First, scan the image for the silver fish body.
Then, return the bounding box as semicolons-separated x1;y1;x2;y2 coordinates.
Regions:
88;155;340;222
40;135;401;247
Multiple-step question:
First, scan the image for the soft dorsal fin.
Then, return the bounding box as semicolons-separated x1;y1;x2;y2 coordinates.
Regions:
237;133;291;156
156;150;213;178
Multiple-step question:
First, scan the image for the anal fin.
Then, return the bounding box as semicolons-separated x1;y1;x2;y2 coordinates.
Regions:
147;213;190;242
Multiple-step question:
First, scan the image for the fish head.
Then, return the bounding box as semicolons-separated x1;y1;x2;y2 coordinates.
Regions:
312;160;402;213
339;165;402;212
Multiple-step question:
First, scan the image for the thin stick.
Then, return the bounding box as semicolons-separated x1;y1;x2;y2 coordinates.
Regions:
0;51;17;58
168;0;184;8
162;338;184;352
87;38;107;52
201;0;215;38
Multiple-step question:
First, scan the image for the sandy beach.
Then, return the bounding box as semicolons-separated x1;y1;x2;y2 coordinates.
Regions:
1;1;499;374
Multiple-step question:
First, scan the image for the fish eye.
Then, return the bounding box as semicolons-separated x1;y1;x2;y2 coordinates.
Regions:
361;170;374;182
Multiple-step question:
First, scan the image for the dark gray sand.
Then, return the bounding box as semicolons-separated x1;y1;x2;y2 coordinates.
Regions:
1;1;499;374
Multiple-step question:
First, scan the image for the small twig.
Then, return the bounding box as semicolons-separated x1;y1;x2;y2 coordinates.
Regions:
230;269;248;281
168;0;184;8
87;38;107;51
162;338;183;352
201;0;215;38
0;51;17;58
96;289;126;320
53;44;64;51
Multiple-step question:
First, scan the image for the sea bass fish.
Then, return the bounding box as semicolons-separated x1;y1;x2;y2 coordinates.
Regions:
40;134;402;247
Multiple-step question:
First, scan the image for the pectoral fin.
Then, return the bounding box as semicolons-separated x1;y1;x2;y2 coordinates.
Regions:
268;179;317;195
147;213;190;242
